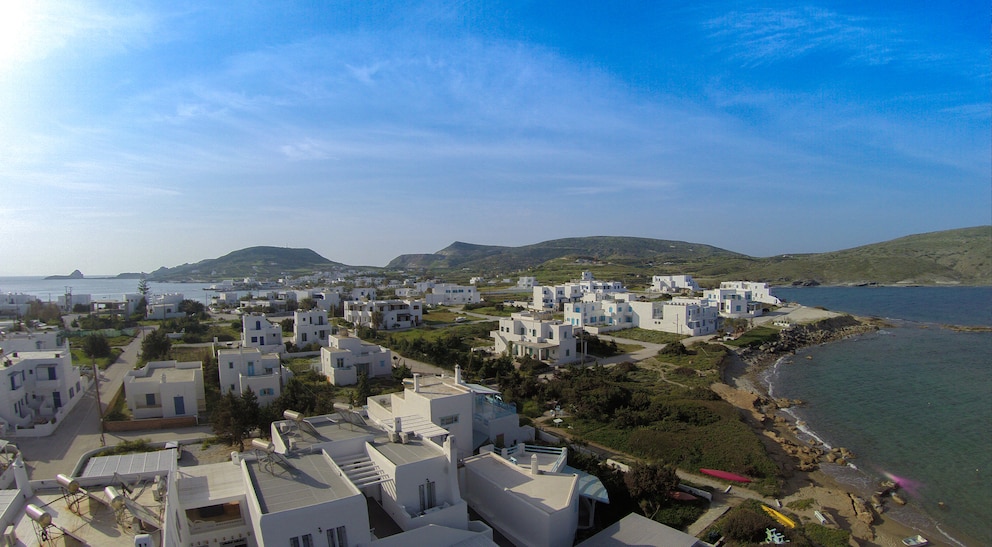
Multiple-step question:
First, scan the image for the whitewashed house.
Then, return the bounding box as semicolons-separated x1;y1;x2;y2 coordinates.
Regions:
720;281;782;305
460;451;580;547
217;347;286;406
0;293;36;316
703;287;764;318
366;366;532;459
532;272;626;311
564;294;635;334
425;284;481;306
318;330;393;386
0;330;87;435
517;276;537;288
241;313;284;354
124;360;205;419
146;293;187;320
292;309;330;348
629;298;720;336
491;311;577;365
651;274;701;293
344;299;423;330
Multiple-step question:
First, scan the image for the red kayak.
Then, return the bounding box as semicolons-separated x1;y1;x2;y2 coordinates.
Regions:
699;468;752;483
668;491;699;501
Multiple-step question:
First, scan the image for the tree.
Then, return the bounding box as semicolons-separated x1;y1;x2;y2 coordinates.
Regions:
623;462;679;518
140;328;171;361
137;276;150;297
82;334;111;359
298;297;316;311
280;318;295;333
370;309;385;330
350;372;372;407
212;391;253;451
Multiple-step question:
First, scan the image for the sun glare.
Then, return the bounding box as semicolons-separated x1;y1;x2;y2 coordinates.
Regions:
0;1;41;68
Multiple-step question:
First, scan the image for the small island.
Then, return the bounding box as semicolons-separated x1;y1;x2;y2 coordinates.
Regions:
44;269;85;280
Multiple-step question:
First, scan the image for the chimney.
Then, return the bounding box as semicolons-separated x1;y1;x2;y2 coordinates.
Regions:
12;455;33;497
454;364;463;385
394;416;402;433
530;453;540;475
413;373;420;393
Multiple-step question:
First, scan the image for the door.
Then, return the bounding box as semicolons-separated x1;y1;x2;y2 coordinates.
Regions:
52;391;62;410
174;396;186;416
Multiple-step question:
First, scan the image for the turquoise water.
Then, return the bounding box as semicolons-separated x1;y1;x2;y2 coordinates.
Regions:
769;287;992;546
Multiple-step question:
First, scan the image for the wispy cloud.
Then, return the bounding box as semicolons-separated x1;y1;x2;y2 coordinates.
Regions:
704;6;898;67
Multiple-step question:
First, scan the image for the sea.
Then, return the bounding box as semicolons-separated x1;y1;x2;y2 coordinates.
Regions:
768;286;992;546
0;276;225;307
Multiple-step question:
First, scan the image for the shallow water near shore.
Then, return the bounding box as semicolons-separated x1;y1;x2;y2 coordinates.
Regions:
769;287;992;546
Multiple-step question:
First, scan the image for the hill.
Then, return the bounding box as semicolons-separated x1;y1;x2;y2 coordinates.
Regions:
727;226;992;286
388;227;991;286
147;247;344;281
387;236;745;272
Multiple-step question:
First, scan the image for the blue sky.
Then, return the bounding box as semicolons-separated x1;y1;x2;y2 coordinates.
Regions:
1;1;988;275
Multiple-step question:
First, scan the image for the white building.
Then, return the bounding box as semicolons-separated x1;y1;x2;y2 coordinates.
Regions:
651;275;701;294
532;272;626;311
0;293;36;316
720;281;782;305
460;450;580;547
517;276;537;288
0;330;87;435
629;298;720;336
57;292;92;311
491;311;578;365
348;286;377;301
702;287;764;318
564;294;635;334
146;293;187;320
424;284;481;306
318;331;393;386
367;367;533;459
124;360;205;419
293;309;330;348
344;299;423;330
217;347;286;406
241;313;284;354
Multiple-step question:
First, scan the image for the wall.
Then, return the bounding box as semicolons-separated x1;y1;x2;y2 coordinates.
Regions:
104;416;198;432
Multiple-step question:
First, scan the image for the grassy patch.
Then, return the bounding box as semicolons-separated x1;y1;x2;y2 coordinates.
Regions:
723;326;780;348
423;310;461;324
70;347;122;370
803;523;851;547
786;498;815;510
283;356;319;374
609;328;687;345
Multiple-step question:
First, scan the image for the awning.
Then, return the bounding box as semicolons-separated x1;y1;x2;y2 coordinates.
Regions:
563;465;610;504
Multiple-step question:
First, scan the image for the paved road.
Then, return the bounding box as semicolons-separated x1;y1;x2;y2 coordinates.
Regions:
13;326;214;479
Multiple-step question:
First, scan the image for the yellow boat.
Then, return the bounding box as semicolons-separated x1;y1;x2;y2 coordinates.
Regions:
762;505;797;528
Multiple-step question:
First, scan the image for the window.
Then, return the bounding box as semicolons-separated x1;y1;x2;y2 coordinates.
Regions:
419;479;437;512
328;526;348;547
439;414;459;426
251;336;258;343
260;388;275;396
229;362;234;369
336;358;345;368
302;333;308;342
47;367;57;380
145;393;156;406
301;534;313;547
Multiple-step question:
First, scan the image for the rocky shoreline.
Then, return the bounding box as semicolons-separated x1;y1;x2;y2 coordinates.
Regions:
711;311;951;545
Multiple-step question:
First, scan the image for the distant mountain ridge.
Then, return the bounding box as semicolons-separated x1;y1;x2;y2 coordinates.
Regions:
147;246;344;281
387;237;744;271
138;227;991;285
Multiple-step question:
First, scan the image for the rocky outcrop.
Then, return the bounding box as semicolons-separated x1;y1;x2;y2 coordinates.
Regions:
849;494;877;525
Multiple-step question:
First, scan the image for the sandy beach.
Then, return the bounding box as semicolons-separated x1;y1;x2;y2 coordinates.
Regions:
711;304;955;546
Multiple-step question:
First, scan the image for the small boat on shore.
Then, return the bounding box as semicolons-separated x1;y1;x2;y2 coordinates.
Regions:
761;505;796;528
901;535;929;546
699;468;752;483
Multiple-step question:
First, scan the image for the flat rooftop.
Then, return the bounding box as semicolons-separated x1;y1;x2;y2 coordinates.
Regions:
405;375;469;399
464;453;577;513
128;367;198;384
177;461;246;508
246;451;358;514
372;437;443;466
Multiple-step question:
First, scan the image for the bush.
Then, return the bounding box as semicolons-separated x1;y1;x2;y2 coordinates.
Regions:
721;507;775;542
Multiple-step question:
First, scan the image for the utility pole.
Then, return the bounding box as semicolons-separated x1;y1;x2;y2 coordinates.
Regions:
92;358;106;446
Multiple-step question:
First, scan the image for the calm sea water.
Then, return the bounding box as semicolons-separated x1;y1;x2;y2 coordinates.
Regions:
0;276;219;305
769;287;992;546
